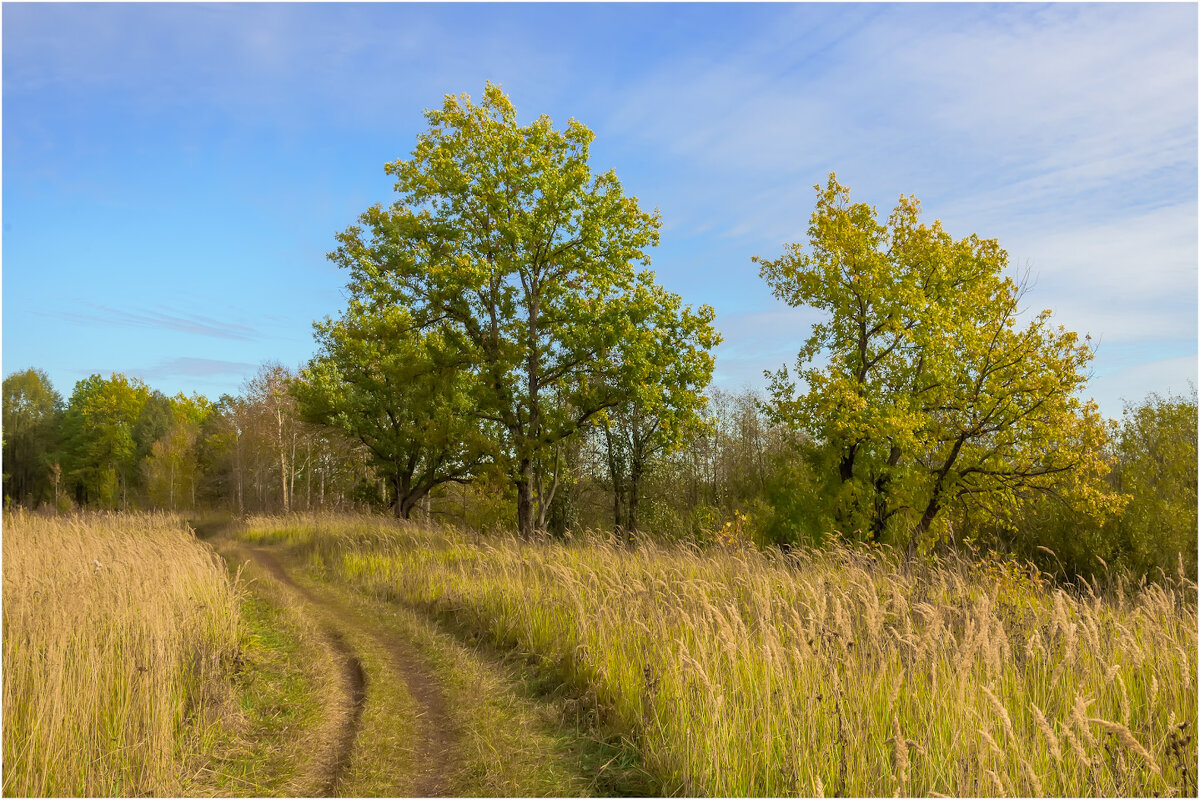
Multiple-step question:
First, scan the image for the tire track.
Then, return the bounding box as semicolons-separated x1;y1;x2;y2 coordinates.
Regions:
350;596;455;798
242;546;455;797
241;548;367;796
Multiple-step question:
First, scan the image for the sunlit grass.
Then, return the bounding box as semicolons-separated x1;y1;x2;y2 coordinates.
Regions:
244;513;1199;797
2;512;241;797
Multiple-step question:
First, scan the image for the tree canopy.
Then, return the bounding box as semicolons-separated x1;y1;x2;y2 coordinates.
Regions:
328;83;719;535
58;373;151;509
298;300;491;518
2;368;64;506
757;174;1118;549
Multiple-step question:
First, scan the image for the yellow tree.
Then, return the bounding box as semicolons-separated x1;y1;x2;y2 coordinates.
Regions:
142;393;211;510
757;174;1118;548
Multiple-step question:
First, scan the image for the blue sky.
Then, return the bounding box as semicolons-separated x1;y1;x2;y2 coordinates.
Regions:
3;2;1196;418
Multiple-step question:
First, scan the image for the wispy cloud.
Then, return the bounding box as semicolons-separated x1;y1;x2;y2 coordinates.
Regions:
3;3;1192;413
133;357;258;380
2;4;570;131
599;3;1195;419
602;3;1195;244
710;305;826;390
37;304;260;341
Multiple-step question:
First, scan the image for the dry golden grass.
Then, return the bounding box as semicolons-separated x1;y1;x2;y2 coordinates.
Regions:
3;512;241;796
243;513;1199;797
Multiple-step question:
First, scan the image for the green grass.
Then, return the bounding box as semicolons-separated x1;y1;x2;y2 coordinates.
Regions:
284;553;656;796
240;512;1199;797
193;586;325;796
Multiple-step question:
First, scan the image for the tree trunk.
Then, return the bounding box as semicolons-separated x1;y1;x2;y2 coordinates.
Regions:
276;408;290;513
613;482;626;534
319;458;326;508
604;425;627;534
535;446;561;532
627;460;643;539
516;460;535;537
909;437;965;557
839;442;858;482
289;426;297;508
235;429;244;516
394;473;409;519
305;438;312;510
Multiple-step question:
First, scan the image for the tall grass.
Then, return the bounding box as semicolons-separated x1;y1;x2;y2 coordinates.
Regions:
244;513;1198;797
3;512;241;796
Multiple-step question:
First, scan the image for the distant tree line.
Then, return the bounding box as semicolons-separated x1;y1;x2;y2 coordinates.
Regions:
1;364;374;517
4;84;1194;582
4;362;1193;582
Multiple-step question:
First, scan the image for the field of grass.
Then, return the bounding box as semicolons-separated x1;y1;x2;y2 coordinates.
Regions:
242;513;1199;797
2;512;241;796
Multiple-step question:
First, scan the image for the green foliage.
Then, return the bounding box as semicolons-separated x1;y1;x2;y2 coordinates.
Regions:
445;466;516;534
600;302;718;534
141;393;212;510
328;83;718;535
757;174;1119;548
759;440;837;546
1014;390;1198;581
1109;390;1198;579
298;300;490;519
133;391;174;465
2;368;64;506
58;374;152;508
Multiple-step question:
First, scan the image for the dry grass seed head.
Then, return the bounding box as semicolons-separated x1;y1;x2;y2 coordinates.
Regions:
1088;718;1162;775
890;713;910;794
1115;673;1131;726
1025;630;1045;664
1062;723;1090;765
986;768;1008;796
1029;702;1063;763
979;728;1004;759
1021;756;1045;797
1071;694;1098;749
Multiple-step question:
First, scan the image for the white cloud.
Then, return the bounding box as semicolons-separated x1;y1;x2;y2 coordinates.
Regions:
600;4;1195;241
2;5;570;131
602;4;1196;415
1007;203;1197;301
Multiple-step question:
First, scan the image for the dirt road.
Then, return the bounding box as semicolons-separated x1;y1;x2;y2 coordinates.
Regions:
232;544;457;797
199;519;656;797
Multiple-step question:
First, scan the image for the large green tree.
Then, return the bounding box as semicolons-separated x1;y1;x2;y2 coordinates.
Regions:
330;84;719;535
757;175;1117;549
297;300;491;519
2;368;64;506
